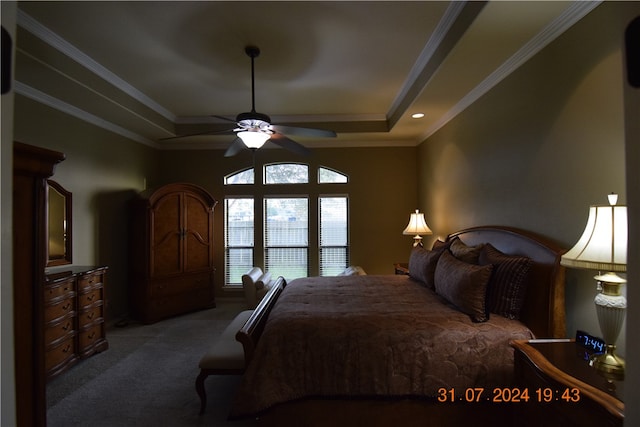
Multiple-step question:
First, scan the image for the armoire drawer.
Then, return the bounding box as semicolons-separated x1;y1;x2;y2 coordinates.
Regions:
149;287;215;321
151;272;212;297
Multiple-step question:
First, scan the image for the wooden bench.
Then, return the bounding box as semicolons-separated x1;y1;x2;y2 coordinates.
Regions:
195;276;285;415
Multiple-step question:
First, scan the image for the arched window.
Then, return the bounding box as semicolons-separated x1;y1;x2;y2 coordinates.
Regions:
224;167;254;185
224;163;348;285
319;167;348;183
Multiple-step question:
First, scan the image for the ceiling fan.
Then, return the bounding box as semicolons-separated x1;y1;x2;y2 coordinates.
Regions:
164;46;337;157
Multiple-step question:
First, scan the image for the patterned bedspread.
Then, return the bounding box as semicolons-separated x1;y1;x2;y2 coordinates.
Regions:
230;274;534;417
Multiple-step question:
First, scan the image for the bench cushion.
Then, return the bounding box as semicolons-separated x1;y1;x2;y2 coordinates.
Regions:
199;310;253;371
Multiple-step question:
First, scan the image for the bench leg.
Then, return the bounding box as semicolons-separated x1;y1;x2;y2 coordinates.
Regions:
195;370;208;415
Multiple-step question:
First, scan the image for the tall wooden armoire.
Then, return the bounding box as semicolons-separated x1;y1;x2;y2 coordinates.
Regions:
129;183;217;323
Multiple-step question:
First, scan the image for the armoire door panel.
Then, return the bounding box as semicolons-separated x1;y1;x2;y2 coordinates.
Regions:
183;193;213;271
151;193;182;276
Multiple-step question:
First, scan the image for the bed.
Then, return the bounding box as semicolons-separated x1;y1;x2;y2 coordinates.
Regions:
231;226;566;426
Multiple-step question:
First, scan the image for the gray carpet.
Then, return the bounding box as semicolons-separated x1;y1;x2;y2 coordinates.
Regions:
46;301;259;427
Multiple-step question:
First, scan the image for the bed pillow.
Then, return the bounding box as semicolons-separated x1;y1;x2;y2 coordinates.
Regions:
479;243;532;320
432;239;451;251
449;238;484;264
434;250;493;322
408;246;444;289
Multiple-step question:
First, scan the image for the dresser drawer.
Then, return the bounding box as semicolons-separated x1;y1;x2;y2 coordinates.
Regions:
44;278;75;303
151;272;212;297
78;286;104;309
45;336;76;373
44;315;75;347
77;271;105;291
77;305;104;327
45;296;76;322
78;322;105;351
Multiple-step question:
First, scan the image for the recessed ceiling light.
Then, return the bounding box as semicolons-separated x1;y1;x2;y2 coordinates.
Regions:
411;113;425;119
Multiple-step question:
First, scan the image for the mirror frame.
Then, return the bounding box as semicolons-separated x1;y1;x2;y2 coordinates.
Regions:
46;179;72;267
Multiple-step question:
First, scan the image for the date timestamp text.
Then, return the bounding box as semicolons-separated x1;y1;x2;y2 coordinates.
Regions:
437;387;581;403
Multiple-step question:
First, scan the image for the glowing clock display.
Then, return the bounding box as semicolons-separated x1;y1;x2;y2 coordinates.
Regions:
576;330;606;353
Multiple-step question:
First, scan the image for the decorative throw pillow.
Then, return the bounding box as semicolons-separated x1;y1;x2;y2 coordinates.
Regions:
255;272;272;290
449;238;484;264
337;266;367;276
408;246;444;289
479;243;532;320
432;239;451;251
434;250;493;322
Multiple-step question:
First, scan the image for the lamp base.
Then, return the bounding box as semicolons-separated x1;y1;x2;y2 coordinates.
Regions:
590;345;625;380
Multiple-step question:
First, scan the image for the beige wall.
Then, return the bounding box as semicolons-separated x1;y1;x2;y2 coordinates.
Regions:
417;2;637;357
13;96;160;322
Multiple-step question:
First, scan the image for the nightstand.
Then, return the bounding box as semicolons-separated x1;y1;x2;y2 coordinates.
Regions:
511;339;623;427
393;263;409;275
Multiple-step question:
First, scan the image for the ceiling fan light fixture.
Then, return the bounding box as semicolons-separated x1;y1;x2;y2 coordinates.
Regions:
238;130;271;149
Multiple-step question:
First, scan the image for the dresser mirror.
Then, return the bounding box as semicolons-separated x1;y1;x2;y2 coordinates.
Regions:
47;180;72;266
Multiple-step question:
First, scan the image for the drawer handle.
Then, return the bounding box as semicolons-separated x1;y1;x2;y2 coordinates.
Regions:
62;344;71;353
87;312;95;320
62;303;71;311
87;294;95;301
62;322;71;331
88;332;96;339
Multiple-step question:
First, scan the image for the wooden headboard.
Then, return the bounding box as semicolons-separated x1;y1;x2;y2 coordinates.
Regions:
447;226;566;338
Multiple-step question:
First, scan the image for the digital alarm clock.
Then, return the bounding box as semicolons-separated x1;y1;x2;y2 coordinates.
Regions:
576;330;606;353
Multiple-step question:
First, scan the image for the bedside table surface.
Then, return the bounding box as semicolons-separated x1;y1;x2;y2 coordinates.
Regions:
527;341;623;401
512;339;624;424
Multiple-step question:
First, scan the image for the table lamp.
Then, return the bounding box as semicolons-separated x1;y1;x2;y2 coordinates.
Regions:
560;193;627;379
403;209;432;247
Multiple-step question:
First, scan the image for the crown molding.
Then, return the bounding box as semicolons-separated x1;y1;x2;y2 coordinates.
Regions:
387;0;470;125
15;81;158;148
17;9;176;123
419;0;602;142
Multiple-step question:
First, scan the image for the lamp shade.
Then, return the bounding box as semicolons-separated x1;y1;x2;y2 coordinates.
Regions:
238;131;270;149
560;202;627;272
403;209;432;235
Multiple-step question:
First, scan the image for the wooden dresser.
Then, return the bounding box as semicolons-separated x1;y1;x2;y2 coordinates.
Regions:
129;183;217;323
44;266;109;379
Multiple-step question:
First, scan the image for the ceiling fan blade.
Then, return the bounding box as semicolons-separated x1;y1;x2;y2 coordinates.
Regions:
271;124;336;138
159;128;235;141
224;137;247;157
269;133;312;156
